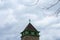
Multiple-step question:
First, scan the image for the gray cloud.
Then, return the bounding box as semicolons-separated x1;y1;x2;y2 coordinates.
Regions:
0;0;60;40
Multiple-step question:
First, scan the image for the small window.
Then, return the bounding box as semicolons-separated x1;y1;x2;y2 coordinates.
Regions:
25;31;29;34
23;33;25;35
37;33;39;35
31;32;35;35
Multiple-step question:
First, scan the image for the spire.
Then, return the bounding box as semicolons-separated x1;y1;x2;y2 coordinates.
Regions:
22;19;39;32
23;22;38;32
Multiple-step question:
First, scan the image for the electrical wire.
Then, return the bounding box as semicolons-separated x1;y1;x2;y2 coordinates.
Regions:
23;0;40;6
55;8;60;17
47;0;60;9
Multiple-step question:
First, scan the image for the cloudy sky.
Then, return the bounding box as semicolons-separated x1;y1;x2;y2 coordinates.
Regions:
0;0;60;40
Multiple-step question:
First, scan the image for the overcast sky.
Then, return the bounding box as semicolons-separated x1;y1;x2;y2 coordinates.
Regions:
0;0;60;40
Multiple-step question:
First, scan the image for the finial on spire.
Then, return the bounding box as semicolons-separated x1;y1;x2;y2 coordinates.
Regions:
29;19;31;23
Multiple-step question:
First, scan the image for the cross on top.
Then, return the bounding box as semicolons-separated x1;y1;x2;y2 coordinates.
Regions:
29;19;31;23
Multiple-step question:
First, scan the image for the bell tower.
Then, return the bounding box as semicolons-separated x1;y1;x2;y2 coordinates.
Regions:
21;21;40;40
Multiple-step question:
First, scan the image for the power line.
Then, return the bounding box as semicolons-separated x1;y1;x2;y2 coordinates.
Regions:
55;8;60;17
46;0;60;9
23;0;40;6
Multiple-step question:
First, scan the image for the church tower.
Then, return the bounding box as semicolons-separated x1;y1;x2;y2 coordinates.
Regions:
21;21;40;40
